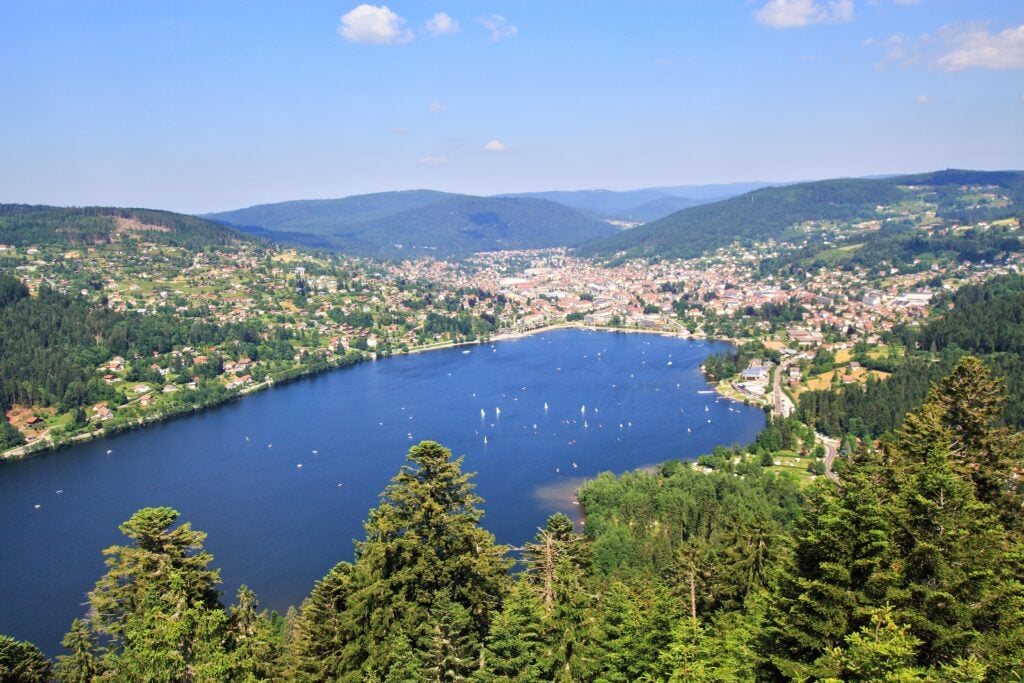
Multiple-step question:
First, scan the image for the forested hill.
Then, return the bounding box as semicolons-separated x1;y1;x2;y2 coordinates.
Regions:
0;205;247;249
209;194;618;259
579;169;1024;260
203;190;454;235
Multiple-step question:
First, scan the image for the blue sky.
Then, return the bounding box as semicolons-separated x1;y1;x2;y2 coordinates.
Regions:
2;1;1023;213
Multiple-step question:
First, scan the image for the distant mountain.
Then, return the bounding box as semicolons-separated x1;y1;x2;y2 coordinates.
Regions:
204;190;454;236
650;181;778;201
500;189;681;218
579;170;1024;260
0;205;246;249
208;193;617;259
502;182;774;221
616;196;701;223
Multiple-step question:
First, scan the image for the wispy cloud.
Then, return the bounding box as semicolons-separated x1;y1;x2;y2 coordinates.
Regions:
424;12;460;37
418;156;448;164
936;23;1024;71
866;23;1024;72
338;4;413;44
479;15;517;42
913;94;931;104
427;101;447;113
754;0;854;29
483;140;509;153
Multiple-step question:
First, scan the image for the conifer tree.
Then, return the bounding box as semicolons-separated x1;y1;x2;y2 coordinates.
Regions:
226;585;282;681
63;507;231;681
290;441;512;681
0;635;51;683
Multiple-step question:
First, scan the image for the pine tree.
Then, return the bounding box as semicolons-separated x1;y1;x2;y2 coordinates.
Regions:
55;619;100;682
285;561;356;681
477;582;545;682
64;507;230;681
292;441;512;680
929;356;1024;529
890;397;1024;670
0;635;51;683
226;585;283;681
760;452;896;680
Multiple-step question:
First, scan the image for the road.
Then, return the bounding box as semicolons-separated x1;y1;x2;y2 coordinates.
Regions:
818;433;840;482
772;362;794;418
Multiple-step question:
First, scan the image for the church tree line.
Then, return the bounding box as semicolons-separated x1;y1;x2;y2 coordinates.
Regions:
798;274;1024;439
2;357;1022;681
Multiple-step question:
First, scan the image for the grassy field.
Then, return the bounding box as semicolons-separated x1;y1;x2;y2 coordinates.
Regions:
765;451;820;488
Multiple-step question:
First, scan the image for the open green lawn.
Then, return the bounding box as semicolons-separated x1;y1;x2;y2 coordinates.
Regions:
766;451;820;488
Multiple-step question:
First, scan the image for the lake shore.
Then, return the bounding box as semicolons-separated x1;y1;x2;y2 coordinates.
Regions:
2;322;736;462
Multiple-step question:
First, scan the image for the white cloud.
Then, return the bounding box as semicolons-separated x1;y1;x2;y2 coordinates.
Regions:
893;0;921;5
427;101;447;113
338;4;413;44
418;156;448;164
913;94;931;104
866;23;1024;72
480;15;517;42
654;57;673;66
936;23;1024;71
483;140;509;153
754;0;854;29
425;12;460;36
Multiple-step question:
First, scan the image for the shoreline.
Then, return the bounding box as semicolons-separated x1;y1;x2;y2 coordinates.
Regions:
2;322;738;463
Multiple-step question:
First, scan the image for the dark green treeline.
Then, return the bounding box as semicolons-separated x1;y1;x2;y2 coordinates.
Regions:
2;358;1023;681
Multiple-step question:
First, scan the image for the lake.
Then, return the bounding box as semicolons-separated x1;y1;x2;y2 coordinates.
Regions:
0;329;764;653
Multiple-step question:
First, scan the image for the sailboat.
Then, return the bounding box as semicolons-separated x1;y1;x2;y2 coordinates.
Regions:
480;408;485;419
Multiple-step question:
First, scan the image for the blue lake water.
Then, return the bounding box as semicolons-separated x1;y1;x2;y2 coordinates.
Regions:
0;329;764;653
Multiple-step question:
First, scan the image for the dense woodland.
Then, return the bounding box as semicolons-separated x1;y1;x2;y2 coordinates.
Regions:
2;357;1022;681
798;274;1024;438
0;273;344;449
0;205;245;249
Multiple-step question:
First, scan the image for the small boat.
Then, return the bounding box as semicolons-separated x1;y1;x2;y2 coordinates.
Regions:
543;402;548;411
667;361;673;366
106;449;112;454
483;436;488;445
34;504;41;509
296;464;303;469
312;449;318;454
480;409;485;419
495;407;501;416
462;350;471;355
56;490;63;494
